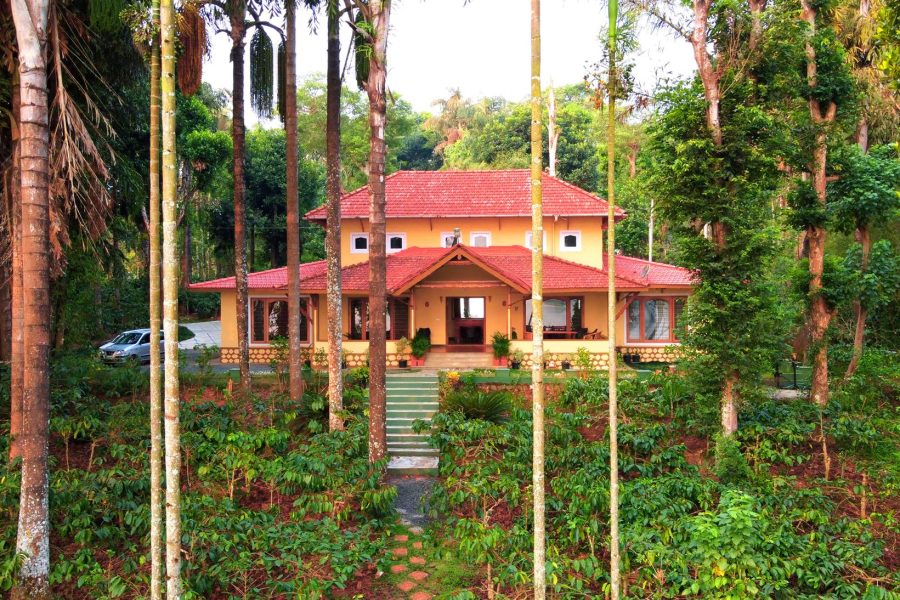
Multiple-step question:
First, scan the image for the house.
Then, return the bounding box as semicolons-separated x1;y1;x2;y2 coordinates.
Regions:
190;170;693;368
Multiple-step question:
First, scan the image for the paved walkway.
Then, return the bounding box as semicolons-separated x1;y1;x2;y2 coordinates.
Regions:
386;531;434;600
179;320;221;349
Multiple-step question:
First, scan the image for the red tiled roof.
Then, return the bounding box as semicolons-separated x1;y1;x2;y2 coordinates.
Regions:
189;247;693;293
304;170;626;221
188;261;327;291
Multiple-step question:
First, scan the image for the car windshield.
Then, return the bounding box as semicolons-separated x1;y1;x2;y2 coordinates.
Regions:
111;332;143;345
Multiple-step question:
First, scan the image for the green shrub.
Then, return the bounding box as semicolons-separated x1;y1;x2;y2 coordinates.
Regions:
444;390;513;422
490;332;510;359
714;433;752;485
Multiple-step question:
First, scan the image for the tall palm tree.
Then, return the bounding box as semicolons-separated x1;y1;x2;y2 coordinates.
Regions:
325;0;344;431
284;0;304;403
160;0;183;595
529;0;546;597
148;0;164;595
8;71;23;465
606;1;621;597
10;0;51;595
355;0;392;462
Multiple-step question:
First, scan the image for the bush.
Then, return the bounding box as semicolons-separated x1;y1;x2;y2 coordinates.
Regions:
444;390;513;423
411;333;431;358
490;332;510;359
714;433;752;485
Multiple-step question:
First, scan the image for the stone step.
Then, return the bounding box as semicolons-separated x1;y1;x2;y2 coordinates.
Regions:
388;447;439;457
387;432;431;444
386;412;437;421
386;456;438;475
386;396;439;405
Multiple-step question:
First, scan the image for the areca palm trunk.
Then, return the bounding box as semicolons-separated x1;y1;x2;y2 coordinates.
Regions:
529;0;546;597
9;72;23;464
148;0;164;595
366;0;391;463
326;0;344;431
606;1;620;597
230;0;251;392
160;0;183;595
11;0;50;598
285;0;304;403
10;0;51;596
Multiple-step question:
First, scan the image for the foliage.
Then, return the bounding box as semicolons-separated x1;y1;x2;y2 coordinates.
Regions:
714;434;752;484
489;332;510;359
411;332;431;358
0;353;397;596
444;390;513;423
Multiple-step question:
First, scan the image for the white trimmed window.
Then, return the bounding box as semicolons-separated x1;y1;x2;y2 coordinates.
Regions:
560;230;582;251
440;232;457;248
387;233;407;253
470;232;491;247
350;233;368;254
525;230;547;250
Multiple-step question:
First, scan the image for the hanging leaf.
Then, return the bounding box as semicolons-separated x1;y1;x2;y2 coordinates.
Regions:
353;7;370;91
177;3;206;97
277;40;286;124
250;28;275;119
88;0;126;32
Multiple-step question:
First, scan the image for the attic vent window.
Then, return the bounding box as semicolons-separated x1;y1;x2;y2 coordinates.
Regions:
351;233;369;254
470;232;491;247
560;230;581;252
387;233;406;253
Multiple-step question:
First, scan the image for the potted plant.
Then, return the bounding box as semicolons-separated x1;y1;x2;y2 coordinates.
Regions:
395;337;411;368
490;332;510;366
341;348;349;369
411;334;431;366
561;354;572;370
510;348;524;370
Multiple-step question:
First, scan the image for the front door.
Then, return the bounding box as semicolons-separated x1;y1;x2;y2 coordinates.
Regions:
446;297;485;345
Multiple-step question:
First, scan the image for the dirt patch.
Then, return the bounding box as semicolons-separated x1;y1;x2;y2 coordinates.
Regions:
476;383;565;406
578;420;606;442
680;435;709;467
51;439;100;472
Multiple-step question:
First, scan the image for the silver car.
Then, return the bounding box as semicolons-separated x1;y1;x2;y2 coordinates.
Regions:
99;329;165;364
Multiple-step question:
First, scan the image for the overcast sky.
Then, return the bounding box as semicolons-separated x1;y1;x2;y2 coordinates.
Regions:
203;0;697;126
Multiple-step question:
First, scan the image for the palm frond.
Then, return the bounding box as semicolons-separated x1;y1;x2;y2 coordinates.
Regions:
249;28;274;118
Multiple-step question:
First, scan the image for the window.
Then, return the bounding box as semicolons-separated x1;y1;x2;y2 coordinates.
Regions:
350;233;368;254
470;232;491;247
251;298;310;344
139;333;150;344
348;297;409;340
626;297;685;343
524;230;547;250
450;297;485;319
525;296;586;339
560;230;581;251
387;233;407;253
440;232;458;248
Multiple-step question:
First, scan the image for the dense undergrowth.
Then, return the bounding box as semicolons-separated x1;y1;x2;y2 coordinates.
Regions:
427;350;900;599
0;353;395;598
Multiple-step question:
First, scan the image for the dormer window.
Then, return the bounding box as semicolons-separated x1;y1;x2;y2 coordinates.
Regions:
387;233;406;253
351;233;368;254
440;232;456;248
560;230;581;252
470;232;491;247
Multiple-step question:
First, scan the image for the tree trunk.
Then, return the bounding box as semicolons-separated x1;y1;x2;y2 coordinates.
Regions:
10;0;51;596
326;0;344;432
845;226;870;378
530;1;546;598
181;217;191;289
720;372;738;434
802;0;836;407
365;0;391;463
9;70;23;464
160;0;183;596
547;85;558;178
606;0;621;595
691;0;722;146
230;5;251;392
148;2;165;595
285;0;304;404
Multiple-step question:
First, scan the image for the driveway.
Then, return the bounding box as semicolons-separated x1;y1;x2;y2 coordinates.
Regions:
179;320;221;349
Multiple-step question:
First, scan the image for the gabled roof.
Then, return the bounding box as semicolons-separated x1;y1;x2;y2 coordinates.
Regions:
188;246;693;293
304;170;626;221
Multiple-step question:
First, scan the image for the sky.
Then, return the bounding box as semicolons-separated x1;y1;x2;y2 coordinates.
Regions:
203;0;697;126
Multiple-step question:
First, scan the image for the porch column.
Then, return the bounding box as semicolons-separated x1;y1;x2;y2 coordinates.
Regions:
410;288;416;337
506;288;512;337
312;297;318;350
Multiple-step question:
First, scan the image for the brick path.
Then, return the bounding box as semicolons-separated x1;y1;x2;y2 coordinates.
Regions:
387;532;433;599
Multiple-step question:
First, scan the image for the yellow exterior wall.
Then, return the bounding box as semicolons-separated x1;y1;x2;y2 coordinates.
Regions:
413;285;509;344
339;216;606;269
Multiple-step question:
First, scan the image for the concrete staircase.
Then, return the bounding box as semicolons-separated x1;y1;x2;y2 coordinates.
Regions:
423;351;493;370
386;372;439;475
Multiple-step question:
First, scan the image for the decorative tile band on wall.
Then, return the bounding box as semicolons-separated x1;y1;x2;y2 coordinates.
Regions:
220;347;399;367
619;346;680;363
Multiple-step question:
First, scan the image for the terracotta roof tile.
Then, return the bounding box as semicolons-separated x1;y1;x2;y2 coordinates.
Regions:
305;170;626;221
189;248;692;293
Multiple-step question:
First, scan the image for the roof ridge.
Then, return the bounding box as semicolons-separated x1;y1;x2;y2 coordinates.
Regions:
615;254;686;270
